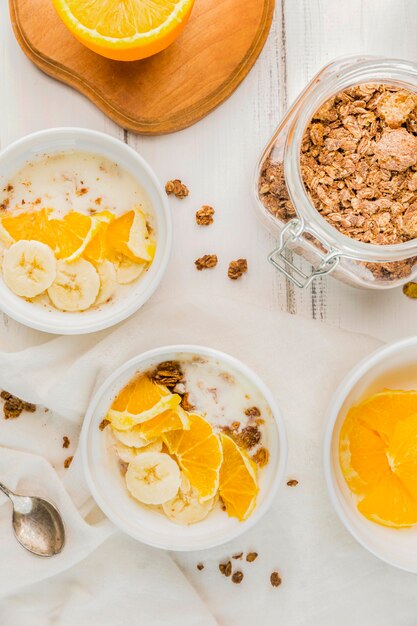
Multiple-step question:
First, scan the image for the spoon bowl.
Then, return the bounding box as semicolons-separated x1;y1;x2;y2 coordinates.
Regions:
0;482;65;557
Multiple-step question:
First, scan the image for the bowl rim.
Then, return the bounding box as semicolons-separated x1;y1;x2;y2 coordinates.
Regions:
0;127;172;335
80;344;288;551
323;335;417;573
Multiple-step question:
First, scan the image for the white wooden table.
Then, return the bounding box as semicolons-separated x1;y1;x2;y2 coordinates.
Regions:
0;0;416;342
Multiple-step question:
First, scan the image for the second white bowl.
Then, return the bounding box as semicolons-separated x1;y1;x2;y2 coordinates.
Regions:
324;336;417;573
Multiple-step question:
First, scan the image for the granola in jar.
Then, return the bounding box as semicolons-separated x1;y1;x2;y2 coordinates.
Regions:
259;82;417;282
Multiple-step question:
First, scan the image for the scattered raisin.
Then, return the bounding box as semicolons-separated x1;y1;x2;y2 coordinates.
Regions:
197;563;204;571
286;479;299;487
219;561;232;577
232;571;244;584
99;418;110;431
270;572;282;587
403;282;417;298
62;436;70;449
64;456;73;469
246;552;258;562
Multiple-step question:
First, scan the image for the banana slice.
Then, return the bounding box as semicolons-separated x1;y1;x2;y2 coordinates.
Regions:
114;439;163;464
0;222;14;248
96;260;117;305
127;207;155;262
47;258;100;312
125;452;181;505
114;254;145;285
162;474;216;525
2;240;56;298
112;426;156;448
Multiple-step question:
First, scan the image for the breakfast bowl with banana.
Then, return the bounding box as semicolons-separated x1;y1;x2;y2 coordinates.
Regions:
81;346;286;551
0;128;171;334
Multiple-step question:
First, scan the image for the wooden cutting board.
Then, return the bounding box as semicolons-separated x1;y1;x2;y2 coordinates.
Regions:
10;0;274;135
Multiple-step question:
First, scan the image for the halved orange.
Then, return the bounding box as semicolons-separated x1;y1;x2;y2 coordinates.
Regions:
51;0;196;62
340;390;417;528
2;209;55;248
163;414;222;501
219;434;258;521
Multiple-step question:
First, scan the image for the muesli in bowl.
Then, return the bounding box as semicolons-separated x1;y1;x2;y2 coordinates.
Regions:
82;346;286;550
0;128;171;333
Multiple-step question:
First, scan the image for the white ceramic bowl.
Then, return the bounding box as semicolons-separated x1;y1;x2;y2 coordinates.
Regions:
324;336;417;572
81;345;287;551
0;128;171;334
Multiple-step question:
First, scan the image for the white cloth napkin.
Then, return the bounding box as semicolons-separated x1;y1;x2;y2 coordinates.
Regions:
1;295;417;626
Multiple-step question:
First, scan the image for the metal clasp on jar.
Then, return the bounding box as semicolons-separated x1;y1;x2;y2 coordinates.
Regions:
268;218;341;288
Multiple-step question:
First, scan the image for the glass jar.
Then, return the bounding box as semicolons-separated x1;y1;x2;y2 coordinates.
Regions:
254;56;417;289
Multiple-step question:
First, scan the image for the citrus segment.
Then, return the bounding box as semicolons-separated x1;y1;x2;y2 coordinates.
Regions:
2;209;55;248
358;472;417;528
219;433;258;521
163;414;223;501
387;414;417;502
107;207;154;263
50;211;92;259
108;375;181;430
339;411;390;494
138;406;189;441
354;390;417;444
51;0;196;61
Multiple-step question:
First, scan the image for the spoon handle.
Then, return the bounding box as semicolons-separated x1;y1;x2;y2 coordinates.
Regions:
0;482;12;499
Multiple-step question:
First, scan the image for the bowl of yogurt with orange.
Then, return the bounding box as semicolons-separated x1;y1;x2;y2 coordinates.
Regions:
81;345;287;550
0;128;171;334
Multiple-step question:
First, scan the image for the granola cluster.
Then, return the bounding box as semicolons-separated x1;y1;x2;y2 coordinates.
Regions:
165;179;189;199
1;390;36;419
259;83;417;281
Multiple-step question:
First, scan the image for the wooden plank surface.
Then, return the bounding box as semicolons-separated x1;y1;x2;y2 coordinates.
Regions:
1;0;417;349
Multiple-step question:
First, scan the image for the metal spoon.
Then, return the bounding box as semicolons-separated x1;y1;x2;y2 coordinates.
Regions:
0;482;65;557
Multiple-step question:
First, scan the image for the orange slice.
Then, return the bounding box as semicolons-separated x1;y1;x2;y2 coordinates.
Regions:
163;414;222;501
2;209;55;248
107;207;155;263
80;211;114;264
51;0;195;62
219;434;258;521
50;211;92;259
138;406;189;441
108;374;182;430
